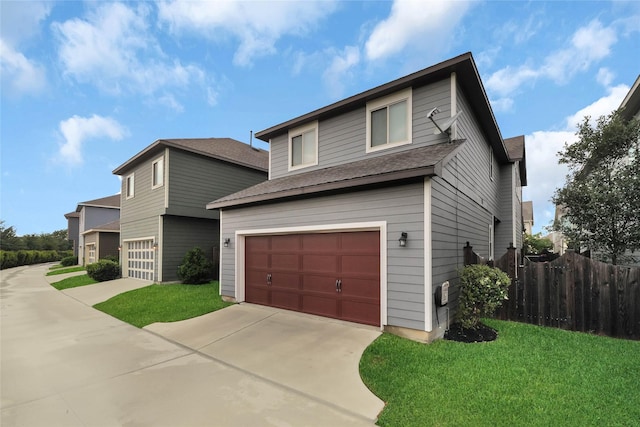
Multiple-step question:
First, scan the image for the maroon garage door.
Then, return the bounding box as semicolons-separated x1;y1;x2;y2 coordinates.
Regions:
245;231;380;326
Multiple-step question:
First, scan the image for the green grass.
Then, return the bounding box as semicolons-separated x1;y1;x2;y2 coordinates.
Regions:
360;319;640;427
50;274;97;290
46;266;85;276
93;281;233;328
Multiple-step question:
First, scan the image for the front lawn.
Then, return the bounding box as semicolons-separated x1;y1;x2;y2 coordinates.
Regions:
93;281;232;328
50;274;97;290
360;319;640;426
46;266;85;276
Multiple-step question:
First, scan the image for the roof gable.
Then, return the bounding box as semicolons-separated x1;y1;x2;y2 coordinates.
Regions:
255;52;509;163
504;135;527;186
113;138;268;175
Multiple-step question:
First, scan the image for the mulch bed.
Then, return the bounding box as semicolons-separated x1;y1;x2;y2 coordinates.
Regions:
444;322;498;343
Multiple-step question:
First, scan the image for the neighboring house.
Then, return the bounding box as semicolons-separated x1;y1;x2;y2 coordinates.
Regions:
64;211;80;256
112;138;268;282
522;201;533;235
74;195;121;266
81;220;120;264
207;53;527;342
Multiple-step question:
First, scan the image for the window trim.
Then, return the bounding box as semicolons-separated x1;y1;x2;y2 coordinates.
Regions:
489;146;495;181
288;121;319;171
125;173;135;199
366;88;412;153
152;156;164;189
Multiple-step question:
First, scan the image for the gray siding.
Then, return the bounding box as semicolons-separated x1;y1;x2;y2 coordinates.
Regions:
84;206;120;230
161;216;219;282
121;216;158;243
67;217;79;256
220;183;426;330
166;149;267;219
270;79;452;179
119;155;165;228
495;164;515;256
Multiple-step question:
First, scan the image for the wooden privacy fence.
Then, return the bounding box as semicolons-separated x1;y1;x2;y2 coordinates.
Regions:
464;243;640;340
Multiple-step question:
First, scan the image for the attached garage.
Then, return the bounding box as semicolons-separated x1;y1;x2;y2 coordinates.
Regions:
245;231;380;326
125;239;155;280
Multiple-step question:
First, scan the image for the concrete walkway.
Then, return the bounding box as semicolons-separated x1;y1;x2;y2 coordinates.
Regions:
1;264;384;426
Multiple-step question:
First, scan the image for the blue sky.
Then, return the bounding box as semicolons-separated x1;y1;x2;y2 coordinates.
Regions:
1;0;639;236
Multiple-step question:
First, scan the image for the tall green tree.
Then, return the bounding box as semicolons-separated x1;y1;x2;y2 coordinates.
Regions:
523;232;554;255
553;110;640;265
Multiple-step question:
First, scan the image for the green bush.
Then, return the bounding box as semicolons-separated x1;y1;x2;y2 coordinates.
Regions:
86;259;121;282
457;264;511;329
0;249;63;269
100;254;119;263
177;247;213;284
60;256;78;266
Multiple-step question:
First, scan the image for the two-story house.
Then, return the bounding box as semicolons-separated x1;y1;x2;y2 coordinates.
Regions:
207;53;527;342
67;194;121;266
113;138;268;282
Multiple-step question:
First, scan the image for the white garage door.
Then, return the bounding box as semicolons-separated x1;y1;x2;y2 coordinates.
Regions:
126;239;155;280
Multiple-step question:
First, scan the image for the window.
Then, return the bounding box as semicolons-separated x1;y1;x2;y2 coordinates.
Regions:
489;223;495;261
489;146;495;181
289;121;318;170
87;243;96;264
366;88;412;152
126;173;135;199
152;157;164;188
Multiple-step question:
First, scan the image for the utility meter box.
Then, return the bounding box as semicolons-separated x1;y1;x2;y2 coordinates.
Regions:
435;281;450;307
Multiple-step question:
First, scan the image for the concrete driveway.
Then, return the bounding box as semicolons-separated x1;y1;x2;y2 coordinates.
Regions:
1;264;383;426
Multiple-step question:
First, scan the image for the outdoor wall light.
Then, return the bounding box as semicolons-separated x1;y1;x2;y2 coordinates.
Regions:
399;232;408;247
153;242;158;250
224;238;230;248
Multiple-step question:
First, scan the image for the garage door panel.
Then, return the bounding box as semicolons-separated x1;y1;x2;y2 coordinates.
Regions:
302;294;337;318
271;290;299;311
246;286;269;305
341;300;379;326
246;235;270;251
272;234;300;250
302;234;338;252
246;253;269;269
302;254;337;272
302;274;338;294
271;253;299;271
271;272;300;290
341;231;378;252
340;277;379;299
341;255;379;275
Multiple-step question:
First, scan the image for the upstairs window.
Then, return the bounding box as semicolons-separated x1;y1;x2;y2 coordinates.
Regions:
489;146;495;181
152;157;164;188
126;173;135;199
289;121;318;170
366;88;412;152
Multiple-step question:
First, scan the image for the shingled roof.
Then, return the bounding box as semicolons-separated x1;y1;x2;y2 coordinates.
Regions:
207;141;464;210
76;194;121;212
503;135;527;186
81;220;120;235
113;138;268;175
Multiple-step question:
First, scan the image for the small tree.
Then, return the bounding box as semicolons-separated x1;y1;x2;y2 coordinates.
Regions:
457;264;511;329
523;232;554;255
553;110;640;264
177;247;213;284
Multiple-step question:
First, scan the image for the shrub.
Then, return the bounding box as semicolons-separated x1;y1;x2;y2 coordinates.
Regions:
100;254;119;263
177;247;213;284
457;264;511;329
0;249;63;269
86;259;121;282
60;256;78;266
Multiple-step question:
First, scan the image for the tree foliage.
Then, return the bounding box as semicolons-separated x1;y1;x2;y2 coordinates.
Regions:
553;110;640;265
457;264;511;329
523;232;554;255
0;220;72;252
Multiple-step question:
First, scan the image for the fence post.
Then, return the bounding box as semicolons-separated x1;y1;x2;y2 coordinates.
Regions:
464;242;473;266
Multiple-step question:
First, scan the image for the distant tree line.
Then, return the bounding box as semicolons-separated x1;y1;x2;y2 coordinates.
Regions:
0;220;72;252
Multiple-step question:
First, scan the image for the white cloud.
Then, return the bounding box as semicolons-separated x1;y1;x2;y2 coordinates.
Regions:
58;115;127;166
323;46;361;99
0;39;46;96
596;67;615;87
157;0;338;67
565;84;629;129
52;2;206;97
0;1;51;45
486;20;617;99
365;0;473;61
490;97;514;113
